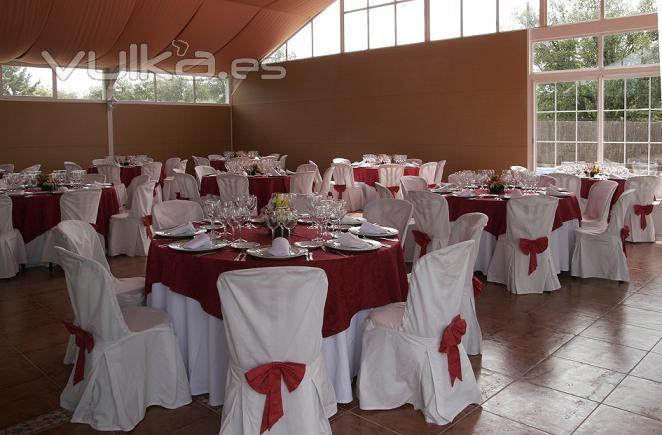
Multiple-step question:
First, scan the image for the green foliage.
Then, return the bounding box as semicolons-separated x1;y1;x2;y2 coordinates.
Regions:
195;77;228;104
156;75;193;102
113;75;155;101
1;66;52;97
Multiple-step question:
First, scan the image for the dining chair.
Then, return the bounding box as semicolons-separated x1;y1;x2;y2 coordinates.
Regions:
487;195;561;294
296;161;323;191
408;191;450;262
278;154;288;171
448;213;488;356
64;161;82;171
571;189;635;282
582;180;618;228
510;165;527;172
624;176;657;242
0;163;15;172
548;173;581;197
126;175;150;210
289;171;315;194
174;173;201;203
319;166;334;197
194;165;217;187
217;266;336;434
363;198;414;246
56;247;191;431
434;160;447;185
96;164;127;206
192;155;210;167
406;158;423;165
216;173;249;202
0;195;27;279
399;175;428;201
418;162;437;186
208;154;223;161
21;164;41;173
164;157;182;177
332;158;351;165
374;182;393;200
141;162;163;183
537;175;557;188
108;181;155;256
357;241;480;425
378;164;405;198
152;200;204;231
330;163;364;211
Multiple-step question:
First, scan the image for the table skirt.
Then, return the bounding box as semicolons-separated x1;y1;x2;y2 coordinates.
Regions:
148;283;369;406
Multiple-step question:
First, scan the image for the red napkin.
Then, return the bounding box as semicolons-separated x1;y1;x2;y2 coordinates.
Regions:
439;315;466;386
62;321;94;385
519;237;548;275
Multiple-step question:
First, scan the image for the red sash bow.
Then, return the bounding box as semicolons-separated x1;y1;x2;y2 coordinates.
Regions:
439;315;466;386
245;362;306;433
634;204;653;230
472;277;484;298
428;184;437;189
63;321;94;385
621;226;630;256
519;237;548;275
143;215;153;238
412;230;431;257
387;186;400;198
333;184;346;199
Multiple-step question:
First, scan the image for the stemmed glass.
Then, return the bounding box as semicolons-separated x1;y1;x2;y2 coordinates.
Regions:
236;204;249;242
244;195;258;229
284;209;298;240
204;200;218;238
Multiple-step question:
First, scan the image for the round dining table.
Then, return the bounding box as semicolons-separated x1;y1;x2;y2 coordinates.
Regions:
199;174;290;209
352;166;420;186
87;165;143;186
145;225;409;406
579;177;626;205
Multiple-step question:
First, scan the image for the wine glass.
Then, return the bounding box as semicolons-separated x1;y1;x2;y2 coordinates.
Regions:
284;209;298;240
204;200;218;238
244;195;258;229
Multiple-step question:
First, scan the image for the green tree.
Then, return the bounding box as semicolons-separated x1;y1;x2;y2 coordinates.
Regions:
156;75;194;102
112;75;155;101
194;76;227;103
1;66;52;96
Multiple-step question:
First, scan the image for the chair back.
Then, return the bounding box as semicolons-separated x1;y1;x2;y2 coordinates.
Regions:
434;160;447;184
374;182;393;199
64;161;82;171
194;165;217;186
208;154;223;161
178;159;188;173
510;165;527;172
53;220;111;272
0;164;14;172
319;166;334;196
96;164;122;185
418;162;436;185
584;180;618;222
164;157;182;177
332;158;351;165
174;173;201;202
290;171;315;194
296;162;323;190
447;172;462;186
216;173;249;202
506;195;558;242
606;189;636;236
278;155;288;171
624;176;657;207
409;190;450;251
152;200;204;231
548;173;581;196
60;189;102;223
402;241;474;337
378;164;404;189
0;195;14;233
193;156;210;167
363;198;413;246
126;174;150;207
217;266;327;368
128;181;155;218
141;162;163;183
331;163;356;186
449;213;488;287
537;175;557;188
83;173;106;184
400;176;428;201
92;159;111;166
21;164;41;173
406;158;423;165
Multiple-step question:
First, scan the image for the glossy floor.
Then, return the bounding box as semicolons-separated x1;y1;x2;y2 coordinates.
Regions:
1;241;662;434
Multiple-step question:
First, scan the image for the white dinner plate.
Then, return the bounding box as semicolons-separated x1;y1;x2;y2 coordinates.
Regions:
231;241;261;250
340;216;366;226
294;240;324;249
451;193;477;199
246;246;308;259
168;239;228;253
348;225;399;238
154;228;206;238
324;238;381;252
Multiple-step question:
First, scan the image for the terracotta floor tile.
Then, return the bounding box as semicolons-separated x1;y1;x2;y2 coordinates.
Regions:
623;293;662;313
169;414;220;434
554;336;647;373
483;381;597;434
474;368;514;402
128;403;214;435
351;404;448;435
0;352;46;389
443;409;547;434
0;377;61;428
523;356;624;401
605;376;662;421
603;305;662;332
574;404;662;435
580;319;662;351
478;339;547;377
330;411;400;434
631;352;662;383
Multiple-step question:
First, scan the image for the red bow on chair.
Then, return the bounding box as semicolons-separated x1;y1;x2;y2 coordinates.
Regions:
333;184;346;199
142;215;153;238
245;362;306;434
439;315;466;386
62;321;94;385
634;204;654;231
519;237;548;275
387;186;400;198
472;277;484;298
412;230;431;257
428;184;437;189
621;226;630;256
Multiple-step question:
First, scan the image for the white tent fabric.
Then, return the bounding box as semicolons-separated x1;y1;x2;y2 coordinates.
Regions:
0;195;27;279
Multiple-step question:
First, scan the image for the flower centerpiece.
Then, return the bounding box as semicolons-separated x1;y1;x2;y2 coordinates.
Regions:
245;163;263;176
39;174;56;191
588;164;600;178
487;175;506;194
265;194;296;238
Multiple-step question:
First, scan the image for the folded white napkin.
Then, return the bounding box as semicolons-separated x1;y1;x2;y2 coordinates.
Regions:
183;233;212;249
359;221;387;236
165;222;196;236
269;237;290;256
434;183;456;193
510;189;523;198
457;189;474;197
341;216;362;225
338;232;373;249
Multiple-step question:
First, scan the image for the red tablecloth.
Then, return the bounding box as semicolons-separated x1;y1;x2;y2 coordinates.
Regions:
199;175;290;209
580;178;626;205
11;187;120;243
210;160;227;171
446;192;582;237
88;166;142;186
352;166;420;186
145;226;409;337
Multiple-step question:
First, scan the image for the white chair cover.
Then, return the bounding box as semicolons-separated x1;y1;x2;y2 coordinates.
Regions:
319;166;334;197
21;164;41;172
193;155;211;167
487;195;561;294
290;171;316;194
446;172;462;186
582;180;618;228
418;162;437;186
408;191;450;262
296;162;323;192
126;174;150;210
331;163;364;211
400;176;428;201
332;158;351;165
217;267;336;435
83;173;105;184
374;182;393;200
209;154;223;161
434;160;447;185
61;189;102;223
510;165;527;172
406;158;423;165
571;189;635;282
0;163;14;172
278;154;288;171
174;173;201;203
624;176;657;242
363;198;414;247
357;241;480;425
141;162;163;184
108;182;155;257
537;175;557;187
92;158;112;166
96;164;127;206
216;173;249;202
164;157;181;177
64;161;82;171
178;159;188;173
194;165;217;187
152;200;204;231
549;173;581;197
449;213;488;356
378;164;405;198
56;247;191;431
0;195;27;278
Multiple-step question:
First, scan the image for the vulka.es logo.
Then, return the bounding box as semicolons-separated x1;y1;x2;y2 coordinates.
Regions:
41;41;286;82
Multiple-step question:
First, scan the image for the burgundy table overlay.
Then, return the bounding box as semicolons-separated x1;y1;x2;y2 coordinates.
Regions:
199;175;290;210
210;160;227;172
352;166;420;187
87;166;141;186
580;178;626;205
145;226;409;337
445;192;582;237
11;187;120;243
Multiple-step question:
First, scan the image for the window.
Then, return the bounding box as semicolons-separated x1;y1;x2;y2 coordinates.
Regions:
113;72;155;101
605;0;657;18
603;30;659;68
499;0;540;31
396;0;425;45
56;68;104;100
313;1;341;56
287;23;312;60
156;74;194;103
533;37;599;72
112;71;228;104
344;8;368;52
429;0;461;41
1;65;53;97
194;76;228;104
463;0;496;36
547;0;600;26
369;4;395;48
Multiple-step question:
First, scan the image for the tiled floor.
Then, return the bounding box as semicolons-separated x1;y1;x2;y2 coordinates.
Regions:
1;241;662;434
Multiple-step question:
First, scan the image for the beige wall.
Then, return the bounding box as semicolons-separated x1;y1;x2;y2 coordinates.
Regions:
232;30;529;176
0;100;231;172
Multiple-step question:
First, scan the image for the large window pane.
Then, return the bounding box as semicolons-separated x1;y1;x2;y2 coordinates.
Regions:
369;5;395;49
577;81;597;111
287;23;312;60
536;83;555;111
652;111;662;142
537;113;555;141
195;77;227;104
313;1;340;56
578;112;597;141
605;0;657;18
556;82;576;111
396;0;424;45
557;143;577;163
536;142;556;167
578;142;598;162
626;77;650;110
548;0;599;26
626;110;649;142
344;0;366;11
604;143;625;163
430;0;461;41
604;31;659;67
56;68;104;100
533;37;598;72
263;45;286;64
605;79;625;110
557;112;576;142
463;0;496;36
499;0;539;31
156;74;193;103
113;71;154;101
1;66;53;97
604;111;625;142
344;10;368;52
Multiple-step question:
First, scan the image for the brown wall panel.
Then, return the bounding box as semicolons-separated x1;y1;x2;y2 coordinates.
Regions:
232;31;529;176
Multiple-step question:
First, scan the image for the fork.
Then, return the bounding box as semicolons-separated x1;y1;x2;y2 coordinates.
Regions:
233;252;243;261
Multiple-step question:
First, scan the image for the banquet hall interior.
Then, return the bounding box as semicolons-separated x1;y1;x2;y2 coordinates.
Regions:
1;0;662;434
